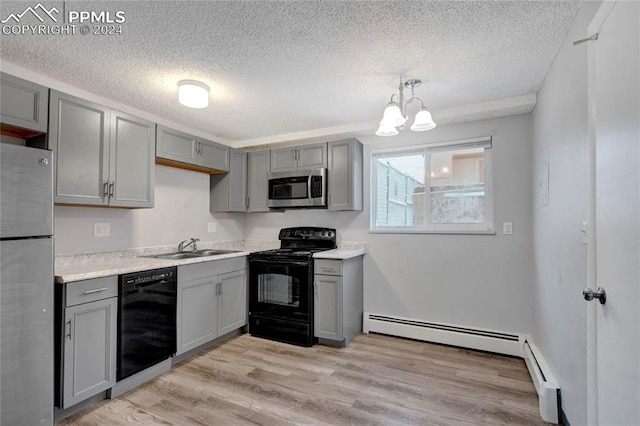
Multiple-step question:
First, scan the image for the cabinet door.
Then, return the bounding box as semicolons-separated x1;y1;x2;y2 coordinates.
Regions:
200;139;230;172
156;126;197;165
50;91;110;205
62;297;117;408
270;147;298;172
228;150;247;212
0;72;48;133
297;143;327;170
176;276;217;355
247;150;270;212
314;274;343;341
328;138;363;211
218;269;247;336
109;111;155;208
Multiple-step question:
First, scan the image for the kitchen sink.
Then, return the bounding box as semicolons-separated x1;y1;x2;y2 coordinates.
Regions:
145;249;241;260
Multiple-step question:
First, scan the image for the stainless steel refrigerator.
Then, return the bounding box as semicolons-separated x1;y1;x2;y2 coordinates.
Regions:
1;143;54;425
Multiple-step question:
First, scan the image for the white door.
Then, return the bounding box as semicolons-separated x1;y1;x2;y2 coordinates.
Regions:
588;1;640;424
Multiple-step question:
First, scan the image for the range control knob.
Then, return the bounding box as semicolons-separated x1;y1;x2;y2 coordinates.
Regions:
283;229;291;237
321;230;326;237
326;230;333;238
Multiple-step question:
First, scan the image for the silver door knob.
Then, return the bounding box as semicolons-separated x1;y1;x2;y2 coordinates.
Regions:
583;287;607;304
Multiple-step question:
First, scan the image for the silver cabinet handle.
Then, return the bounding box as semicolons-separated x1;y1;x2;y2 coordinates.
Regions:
583;287;607;304
84;287;108;295
66;319;72;340
104;181;109;198
39;158;49;166
109;182;114;198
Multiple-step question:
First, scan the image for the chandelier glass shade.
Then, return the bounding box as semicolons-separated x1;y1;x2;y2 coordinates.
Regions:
375;78;436;136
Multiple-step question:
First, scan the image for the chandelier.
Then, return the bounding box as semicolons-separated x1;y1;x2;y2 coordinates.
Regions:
375;78;436;136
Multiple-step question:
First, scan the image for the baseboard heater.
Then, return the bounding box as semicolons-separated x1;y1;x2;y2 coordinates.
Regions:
363;313;560;424
363;312;522;356
522;339;560;424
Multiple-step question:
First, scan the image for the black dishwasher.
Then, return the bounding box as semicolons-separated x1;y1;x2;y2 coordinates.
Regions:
117;267;177;381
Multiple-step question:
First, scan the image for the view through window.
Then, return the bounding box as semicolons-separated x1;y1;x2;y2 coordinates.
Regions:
372;138;493;233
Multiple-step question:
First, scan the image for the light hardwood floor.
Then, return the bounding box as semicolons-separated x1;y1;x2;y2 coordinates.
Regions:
58;333;547;425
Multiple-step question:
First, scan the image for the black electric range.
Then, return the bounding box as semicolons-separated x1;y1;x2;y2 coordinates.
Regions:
248;227;336;346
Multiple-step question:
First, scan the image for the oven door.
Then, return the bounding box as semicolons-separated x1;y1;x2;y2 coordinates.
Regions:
249;257;313;323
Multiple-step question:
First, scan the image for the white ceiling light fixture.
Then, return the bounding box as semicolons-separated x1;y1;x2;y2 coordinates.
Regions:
375;78;436;136
178;80;209;109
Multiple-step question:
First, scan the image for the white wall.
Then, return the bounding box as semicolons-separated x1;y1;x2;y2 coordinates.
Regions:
55;165;244;254
530;2;600;424
246;113;534;334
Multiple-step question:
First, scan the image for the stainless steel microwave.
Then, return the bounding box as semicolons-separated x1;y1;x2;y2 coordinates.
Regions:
267;168;327;208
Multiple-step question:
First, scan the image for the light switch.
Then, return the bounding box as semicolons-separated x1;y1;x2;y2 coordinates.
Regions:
93;222;110;237
503;222;513;235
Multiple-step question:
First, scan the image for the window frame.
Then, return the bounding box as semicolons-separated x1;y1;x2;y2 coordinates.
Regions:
370;136;495;235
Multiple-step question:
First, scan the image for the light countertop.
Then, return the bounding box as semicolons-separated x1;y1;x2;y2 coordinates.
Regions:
55;240;366;283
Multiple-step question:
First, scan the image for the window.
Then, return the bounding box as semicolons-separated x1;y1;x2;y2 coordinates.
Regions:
371;137;493;234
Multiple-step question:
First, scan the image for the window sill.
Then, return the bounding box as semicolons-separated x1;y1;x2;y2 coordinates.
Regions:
369;228;496;235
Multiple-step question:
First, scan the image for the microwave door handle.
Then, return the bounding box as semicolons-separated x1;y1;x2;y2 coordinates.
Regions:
308;170;313;200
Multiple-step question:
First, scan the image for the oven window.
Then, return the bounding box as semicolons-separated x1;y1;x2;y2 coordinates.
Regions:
258;273;298;307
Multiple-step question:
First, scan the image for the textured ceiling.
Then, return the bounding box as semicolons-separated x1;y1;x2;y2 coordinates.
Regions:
0;1;580;146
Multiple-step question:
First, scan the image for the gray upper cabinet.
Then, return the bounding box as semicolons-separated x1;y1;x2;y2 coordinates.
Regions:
0;73;48;134
156;125;229;173
109;110;155;208
200;139;230;171
270;143;327;172
49;91;155;208
50;91;110;206
210;149;247;212
328;138;363;211
247;150;270;212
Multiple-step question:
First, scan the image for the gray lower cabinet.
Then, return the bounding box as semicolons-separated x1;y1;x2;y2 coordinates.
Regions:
49;91;155;207
247;150;270;212
176;257;247;355
314;257;363;347
0;72;48;133
218;269;248;335
210;149;247;212
328;138;363;211
270;143;327;172
156;125;229;172
60;276;118;409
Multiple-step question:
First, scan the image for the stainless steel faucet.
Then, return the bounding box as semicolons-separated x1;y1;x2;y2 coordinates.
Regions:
178;237;199;252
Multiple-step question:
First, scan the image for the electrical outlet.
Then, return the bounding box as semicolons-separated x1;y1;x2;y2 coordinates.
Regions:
503;222;513;235
208;222;217;233
93;222;110;238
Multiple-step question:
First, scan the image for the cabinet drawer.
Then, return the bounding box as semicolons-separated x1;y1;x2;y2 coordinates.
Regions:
315;259;342;276
65;276;118;307
179;256;247;282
